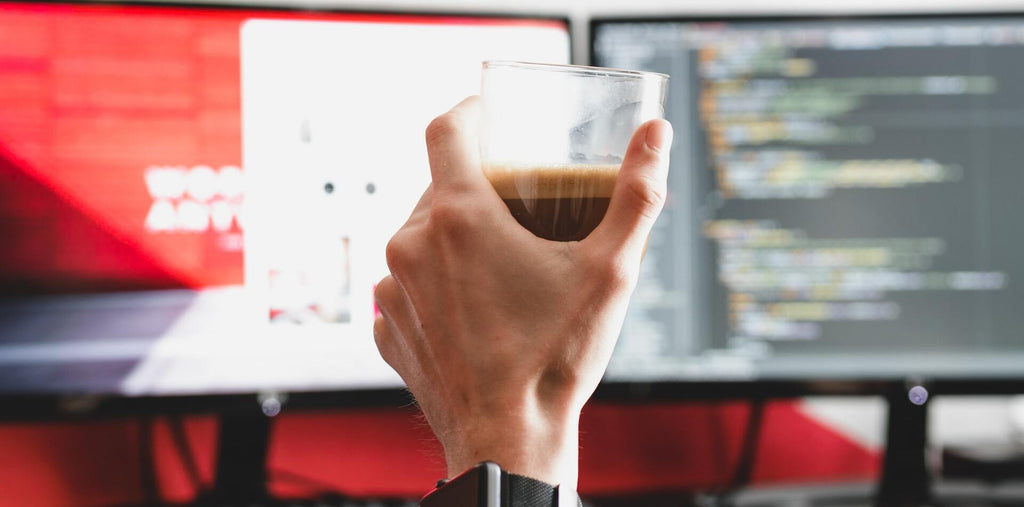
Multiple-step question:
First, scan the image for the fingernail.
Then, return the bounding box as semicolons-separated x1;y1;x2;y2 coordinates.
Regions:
644;120;673;154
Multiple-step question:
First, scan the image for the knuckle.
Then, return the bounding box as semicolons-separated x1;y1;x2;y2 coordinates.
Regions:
373;278;400;322
604;261;635;290
372;277;391;304
425;112;460;146
372;317;397;364
372;317;389;349
583;248;634;290
385;236;412;273
428;197;472;237
624;174;667;221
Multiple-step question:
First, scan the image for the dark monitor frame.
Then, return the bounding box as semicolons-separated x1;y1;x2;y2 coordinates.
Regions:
0;3;1021;417
588;10;1024;401
0;0;570;421
6;377;1024;421
589;14;1024;504
3;5;1024;421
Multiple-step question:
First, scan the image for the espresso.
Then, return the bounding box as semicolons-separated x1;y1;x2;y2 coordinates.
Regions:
484;164;618;242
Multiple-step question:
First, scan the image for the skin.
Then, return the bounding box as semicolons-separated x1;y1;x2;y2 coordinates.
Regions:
373;96;672;489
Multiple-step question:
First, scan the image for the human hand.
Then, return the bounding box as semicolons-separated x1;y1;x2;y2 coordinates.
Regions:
373;96;672;488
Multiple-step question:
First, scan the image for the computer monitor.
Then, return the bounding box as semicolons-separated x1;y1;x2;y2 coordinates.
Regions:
592;14;1024;384
0;1;570;399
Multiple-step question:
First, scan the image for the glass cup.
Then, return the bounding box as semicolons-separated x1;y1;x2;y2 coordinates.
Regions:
480;61;669;242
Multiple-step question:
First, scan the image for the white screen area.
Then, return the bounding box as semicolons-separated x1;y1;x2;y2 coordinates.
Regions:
231;20;571;395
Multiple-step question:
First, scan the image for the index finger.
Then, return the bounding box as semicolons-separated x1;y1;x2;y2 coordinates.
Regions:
424;96;489;192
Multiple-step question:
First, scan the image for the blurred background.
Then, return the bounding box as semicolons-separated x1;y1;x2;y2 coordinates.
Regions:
1;0;1024;505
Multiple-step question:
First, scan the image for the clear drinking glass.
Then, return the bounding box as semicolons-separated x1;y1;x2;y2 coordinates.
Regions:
480;61;669;241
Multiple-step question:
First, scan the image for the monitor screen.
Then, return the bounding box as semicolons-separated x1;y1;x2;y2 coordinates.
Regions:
593;15;1024;382
0;1;570;395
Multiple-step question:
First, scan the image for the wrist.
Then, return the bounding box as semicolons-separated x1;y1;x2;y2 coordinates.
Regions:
441;404;580;488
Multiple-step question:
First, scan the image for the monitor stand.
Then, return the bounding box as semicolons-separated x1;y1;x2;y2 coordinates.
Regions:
875;384;931;506
723;384;936;507
204;412;273;504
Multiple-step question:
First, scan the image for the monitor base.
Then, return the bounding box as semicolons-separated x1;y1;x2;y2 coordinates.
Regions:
876;384;931;506
200;412;272;505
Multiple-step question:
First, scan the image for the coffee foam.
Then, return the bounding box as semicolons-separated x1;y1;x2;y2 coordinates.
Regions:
483;164;619;200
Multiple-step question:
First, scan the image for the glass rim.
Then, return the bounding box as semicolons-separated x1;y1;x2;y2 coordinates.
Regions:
482;60;669;81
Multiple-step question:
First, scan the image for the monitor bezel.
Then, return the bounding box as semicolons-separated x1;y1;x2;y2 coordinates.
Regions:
0;0;572;24
0;0;573;420
588;10;1024;404
6;377;1024;421
4;6;1024;421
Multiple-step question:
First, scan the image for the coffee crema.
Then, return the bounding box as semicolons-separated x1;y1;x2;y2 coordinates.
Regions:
483;164;619;242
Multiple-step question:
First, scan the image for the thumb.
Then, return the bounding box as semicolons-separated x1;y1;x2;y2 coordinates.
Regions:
588;119;672;253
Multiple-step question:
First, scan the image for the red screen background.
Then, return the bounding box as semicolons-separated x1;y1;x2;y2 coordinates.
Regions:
0;2;564;294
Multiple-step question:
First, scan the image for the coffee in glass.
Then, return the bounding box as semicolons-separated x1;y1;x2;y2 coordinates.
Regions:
480;61;668;241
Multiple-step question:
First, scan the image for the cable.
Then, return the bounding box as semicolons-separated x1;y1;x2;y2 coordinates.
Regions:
138;417;162;505
167;416;206;497
269;468;419;505
269;467;352;498
708;402;730;488
728;399;765;491
713;399;766;506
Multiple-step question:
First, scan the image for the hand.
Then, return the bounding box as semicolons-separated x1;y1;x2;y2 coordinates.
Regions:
373;96;672;488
